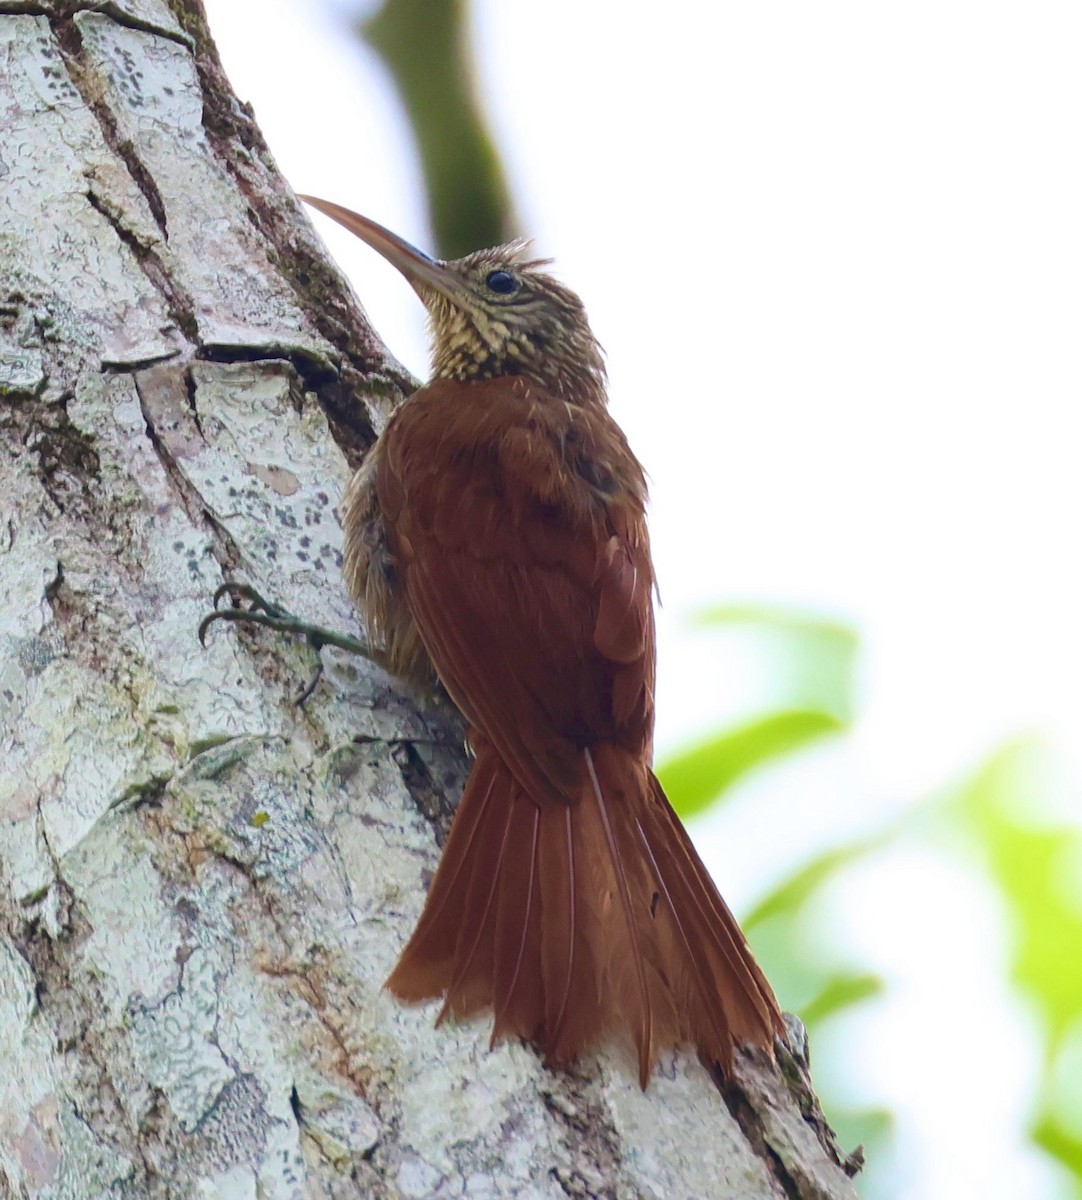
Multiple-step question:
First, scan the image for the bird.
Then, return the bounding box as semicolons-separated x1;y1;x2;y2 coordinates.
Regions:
300;195;785;1087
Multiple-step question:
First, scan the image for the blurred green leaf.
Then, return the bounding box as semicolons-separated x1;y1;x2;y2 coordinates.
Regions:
827;1106;895;1194
691;603;859;723
744;837;886;929
738;837;888;1172
740;836;887;1027
952;738;1082;1051
692;602;857;642
801;972;885;1026
949;737;1082;1191
1032;1115;1082;1186
659;709;844;820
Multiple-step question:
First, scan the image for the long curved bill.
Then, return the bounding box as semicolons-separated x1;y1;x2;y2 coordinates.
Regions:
299;194;465;302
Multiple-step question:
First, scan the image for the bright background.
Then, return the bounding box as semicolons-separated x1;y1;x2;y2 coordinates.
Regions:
202;3;1082;1197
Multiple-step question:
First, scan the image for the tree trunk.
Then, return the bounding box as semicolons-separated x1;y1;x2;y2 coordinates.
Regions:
0;3;861;1197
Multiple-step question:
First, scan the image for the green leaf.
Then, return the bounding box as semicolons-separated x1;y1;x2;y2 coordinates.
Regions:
801;972;885;1026
744;837;887;929
738;837;886;1026
1032;1114;1082;1184
691;602;857;643
824;1107;894;1194
659;709;844;819
690;602;859;723
951;738;1082;1049
948;737;1082;1189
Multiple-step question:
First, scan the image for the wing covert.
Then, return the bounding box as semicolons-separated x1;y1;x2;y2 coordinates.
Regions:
377;378;656;802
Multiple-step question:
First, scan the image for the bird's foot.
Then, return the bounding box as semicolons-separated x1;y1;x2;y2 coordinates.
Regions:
198;581;374;705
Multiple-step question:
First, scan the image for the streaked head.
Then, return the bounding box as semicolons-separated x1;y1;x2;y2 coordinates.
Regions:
301;196;607;405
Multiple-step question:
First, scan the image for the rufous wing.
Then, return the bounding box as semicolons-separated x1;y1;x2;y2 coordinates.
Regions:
376;376;656;800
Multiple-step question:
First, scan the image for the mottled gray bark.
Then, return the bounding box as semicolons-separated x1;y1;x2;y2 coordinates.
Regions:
0;3;861;1197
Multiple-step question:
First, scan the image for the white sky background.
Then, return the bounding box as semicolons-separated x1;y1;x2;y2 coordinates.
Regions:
203;4;1082;1197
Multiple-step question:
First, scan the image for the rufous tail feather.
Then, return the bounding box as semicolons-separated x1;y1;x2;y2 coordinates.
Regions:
385;741;783;1084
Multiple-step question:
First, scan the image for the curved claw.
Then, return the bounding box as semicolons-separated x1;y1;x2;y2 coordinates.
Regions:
198;608;219;647
198;606;258;646
211;581;238;609
201;581;278;645
294;661;325;708
211;581;285;616
200;581;292;646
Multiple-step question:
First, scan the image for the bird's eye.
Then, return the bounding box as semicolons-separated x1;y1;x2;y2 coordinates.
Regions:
485;270;518;295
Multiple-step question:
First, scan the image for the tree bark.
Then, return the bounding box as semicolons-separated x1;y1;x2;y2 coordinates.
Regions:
0;3;861;1197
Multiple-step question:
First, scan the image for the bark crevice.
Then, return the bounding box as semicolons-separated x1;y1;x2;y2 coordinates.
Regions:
52;15;173;238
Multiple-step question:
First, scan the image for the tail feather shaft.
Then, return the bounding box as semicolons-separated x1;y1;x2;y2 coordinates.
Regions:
491;803;541;1044
584;747;654;1087
436;791;515;1025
